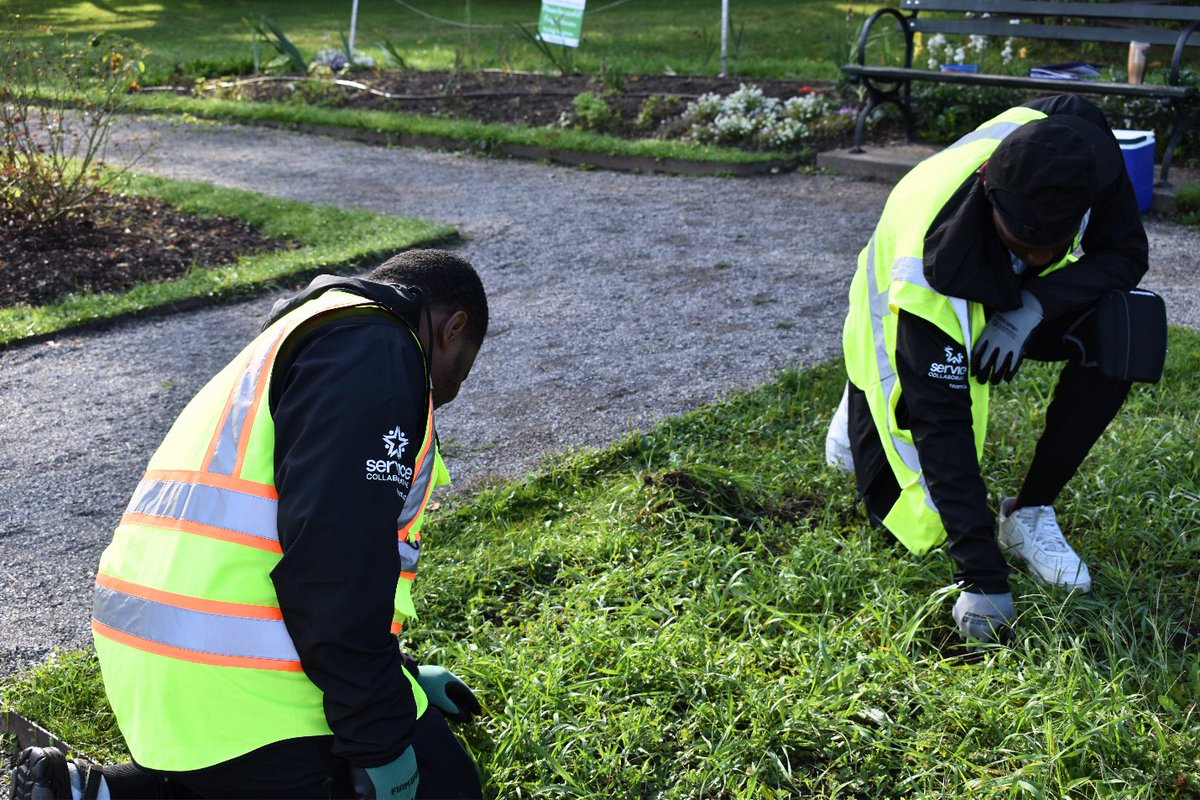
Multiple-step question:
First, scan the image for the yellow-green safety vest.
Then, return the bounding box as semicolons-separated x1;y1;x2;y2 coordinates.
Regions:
842;106;1085;554
93;289;448;771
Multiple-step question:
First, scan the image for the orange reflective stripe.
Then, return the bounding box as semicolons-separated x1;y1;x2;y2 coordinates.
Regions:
397;397;436;538
121;511;283;554
144;469;277;500
96;572;284;620
92;619;303;672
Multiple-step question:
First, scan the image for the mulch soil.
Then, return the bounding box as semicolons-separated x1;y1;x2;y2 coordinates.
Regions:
0;193;292;309
2;70;848;312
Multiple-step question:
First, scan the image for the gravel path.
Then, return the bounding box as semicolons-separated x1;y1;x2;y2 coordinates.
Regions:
1;116;1197;676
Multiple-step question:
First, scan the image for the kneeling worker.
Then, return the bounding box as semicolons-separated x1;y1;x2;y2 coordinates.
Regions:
828;94;1167;643
12;249;489;798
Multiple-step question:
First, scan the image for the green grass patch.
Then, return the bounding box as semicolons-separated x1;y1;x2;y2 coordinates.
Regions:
4;0;856;83
0;172;454;346
5;331;1200;796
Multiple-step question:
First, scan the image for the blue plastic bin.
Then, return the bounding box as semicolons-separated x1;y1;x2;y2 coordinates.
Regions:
1112;129;1155;213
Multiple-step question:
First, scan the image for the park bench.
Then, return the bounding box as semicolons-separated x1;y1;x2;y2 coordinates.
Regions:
841;0;1200;183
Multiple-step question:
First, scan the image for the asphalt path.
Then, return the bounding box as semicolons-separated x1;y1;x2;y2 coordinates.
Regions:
1;116;1197;676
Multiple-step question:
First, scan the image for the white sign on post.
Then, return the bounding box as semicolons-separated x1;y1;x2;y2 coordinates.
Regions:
538;0;587;48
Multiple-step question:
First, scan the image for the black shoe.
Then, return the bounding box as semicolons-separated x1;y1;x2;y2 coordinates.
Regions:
9;746;73;800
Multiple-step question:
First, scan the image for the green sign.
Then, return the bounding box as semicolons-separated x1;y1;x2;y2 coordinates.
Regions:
538;0;586;48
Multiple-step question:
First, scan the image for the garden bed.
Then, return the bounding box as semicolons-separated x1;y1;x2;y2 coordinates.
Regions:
168;69;855;153
0;193;292;309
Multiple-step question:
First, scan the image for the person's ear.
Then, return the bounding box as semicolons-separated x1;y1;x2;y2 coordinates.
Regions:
439;309;469;348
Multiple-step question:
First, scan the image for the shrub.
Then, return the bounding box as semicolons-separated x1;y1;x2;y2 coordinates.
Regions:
561;91;621;133
635;94;685;132
0;32;145;230
676;84;837;151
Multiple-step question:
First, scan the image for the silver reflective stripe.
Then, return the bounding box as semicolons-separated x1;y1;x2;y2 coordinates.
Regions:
93;583;299;663
209;341;276;476
127;478;279;545
398;450;434;530
947;120;1023;150
866;246;936;512
891;256;973;351
399;539;420;572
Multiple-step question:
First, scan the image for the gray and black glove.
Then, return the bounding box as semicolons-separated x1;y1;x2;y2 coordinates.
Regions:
417;665;482;722
953;590;1015;644
351;745;418;800
971;290;1043;385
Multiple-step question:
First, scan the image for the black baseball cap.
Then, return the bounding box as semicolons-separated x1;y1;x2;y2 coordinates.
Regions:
984;115;1122;246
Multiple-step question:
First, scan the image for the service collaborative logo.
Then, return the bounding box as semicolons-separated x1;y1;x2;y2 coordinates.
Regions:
366;425;414;490
382;426;409;459
928;344;968;386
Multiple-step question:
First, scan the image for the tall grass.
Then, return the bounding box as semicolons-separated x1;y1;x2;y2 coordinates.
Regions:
4;332;1199;797
2;0;859;83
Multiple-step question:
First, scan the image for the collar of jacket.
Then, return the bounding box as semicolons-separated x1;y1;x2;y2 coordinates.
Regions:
921;174;1024;312
262;274;423;332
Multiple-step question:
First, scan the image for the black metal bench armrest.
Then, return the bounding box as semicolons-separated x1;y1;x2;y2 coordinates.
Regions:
1170;22;1200;87
854;7;914;68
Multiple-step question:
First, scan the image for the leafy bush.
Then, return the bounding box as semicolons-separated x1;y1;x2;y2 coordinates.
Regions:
635;94;685;132
677;84;837;151
0;32;145;229
561;91;621;133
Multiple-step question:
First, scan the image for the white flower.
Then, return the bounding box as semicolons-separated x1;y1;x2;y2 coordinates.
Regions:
1001;37;1015;65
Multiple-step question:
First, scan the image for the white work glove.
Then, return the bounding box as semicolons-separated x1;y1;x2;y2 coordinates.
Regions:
971;290;1043;385
952;590;1015;644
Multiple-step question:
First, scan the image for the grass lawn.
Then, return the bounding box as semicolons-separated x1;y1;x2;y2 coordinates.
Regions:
4;334;1199;796
3;0;856;82
0;172;455;347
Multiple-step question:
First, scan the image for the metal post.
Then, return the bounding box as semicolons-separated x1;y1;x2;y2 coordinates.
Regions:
349;0;360;54
720;0;729;76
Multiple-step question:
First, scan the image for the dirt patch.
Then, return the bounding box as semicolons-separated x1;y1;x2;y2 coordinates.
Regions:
0;192;294;309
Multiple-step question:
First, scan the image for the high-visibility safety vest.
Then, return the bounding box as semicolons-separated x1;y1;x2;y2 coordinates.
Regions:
92;289;447;771
842;105;1085;554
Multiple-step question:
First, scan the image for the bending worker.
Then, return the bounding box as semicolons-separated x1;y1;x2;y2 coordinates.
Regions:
12;249;489;799
828;94;1166;644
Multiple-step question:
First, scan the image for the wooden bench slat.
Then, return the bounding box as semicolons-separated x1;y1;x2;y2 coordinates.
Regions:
900;0;1200;23
908;19;1199;48
842;65;1197;99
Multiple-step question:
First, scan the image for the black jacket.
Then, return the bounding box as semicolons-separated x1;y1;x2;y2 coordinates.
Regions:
886;95;1147;593
265;277;431;767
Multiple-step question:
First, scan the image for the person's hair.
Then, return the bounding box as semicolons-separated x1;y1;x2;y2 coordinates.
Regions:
369;249;488;344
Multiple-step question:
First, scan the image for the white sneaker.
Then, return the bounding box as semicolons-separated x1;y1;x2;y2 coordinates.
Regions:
997;498;1092;592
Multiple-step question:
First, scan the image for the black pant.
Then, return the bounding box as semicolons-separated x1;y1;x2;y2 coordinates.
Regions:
855;302;1133;527
101;709;482;799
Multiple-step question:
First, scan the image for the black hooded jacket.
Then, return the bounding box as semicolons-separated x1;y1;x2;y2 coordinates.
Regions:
870;95;1148;593
264;276;431;769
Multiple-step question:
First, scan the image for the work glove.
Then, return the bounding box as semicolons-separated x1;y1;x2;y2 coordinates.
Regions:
417;665;482;722
952;590;1015;645
971;290;1043;385
351;745;418;800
